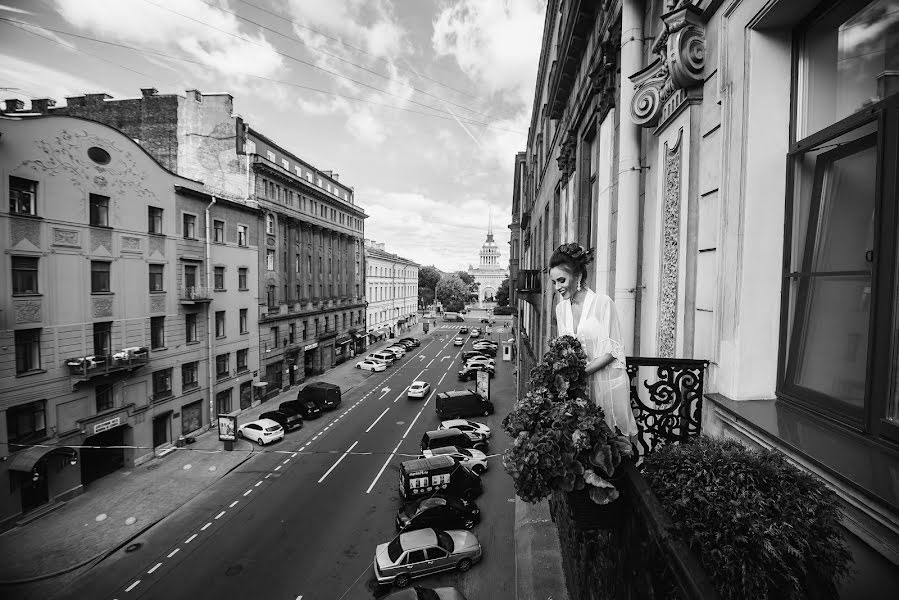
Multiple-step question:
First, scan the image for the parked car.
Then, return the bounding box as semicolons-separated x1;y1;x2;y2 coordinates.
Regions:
464;356;495;369
357;359;387;372
259;409;303;432
422;446;489;474
459;326;469;334
408;381;431;399
399;337;420;347
420;428;487;453
381;586;467;600
297;382;341;410
280;399;321;420
470;328;480;338
237;419;283;445
368;351;396;365
385;345;406;358
453;337;465;346
472;340;497;349
439;419;491;439
395;340;416;350
373;528;483;588
460;350;490;363
480;318;490;323
458;364;494;381
435;390;495;420
396;494;481;532
399;455;482;500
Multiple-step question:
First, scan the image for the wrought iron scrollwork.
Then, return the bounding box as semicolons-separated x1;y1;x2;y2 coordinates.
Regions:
626;357;709;458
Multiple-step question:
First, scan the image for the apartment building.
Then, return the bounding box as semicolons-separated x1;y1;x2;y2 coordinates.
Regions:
364;240;419;341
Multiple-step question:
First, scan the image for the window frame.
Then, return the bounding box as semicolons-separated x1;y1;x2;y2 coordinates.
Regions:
9;176;37;216
150;316;166;350
89;193;109;227
148;206;163;234
216;353;230;379
183;213;197;239
185;312;198;344
214;266;225;291
239;308;248;334
6;399;46;447
215;310;226;338
237;224;248;247
14;328;42;374
152;368;173;400
236;348;248;372
149;263;165;292
11;255;39;295
238;267;248;290
91;261;111;294
182;361;199;390
213;219;225;243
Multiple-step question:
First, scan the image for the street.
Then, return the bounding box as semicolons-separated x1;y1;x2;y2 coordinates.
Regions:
53;320;515;600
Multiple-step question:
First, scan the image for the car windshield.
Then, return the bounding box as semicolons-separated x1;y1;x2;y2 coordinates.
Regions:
264;426;280;433
386;537;403;563
435;530;454;553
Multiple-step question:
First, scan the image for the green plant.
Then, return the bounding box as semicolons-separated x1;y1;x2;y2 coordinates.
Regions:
502;335;632;505
642;436;853;600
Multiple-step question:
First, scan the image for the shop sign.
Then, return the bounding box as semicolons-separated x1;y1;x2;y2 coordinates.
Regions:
93;416;121;434
218;413;237;442
477;370;490;401
303;342;319;351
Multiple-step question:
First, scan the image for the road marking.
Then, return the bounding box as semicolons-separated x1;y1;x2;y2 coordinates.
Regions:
381;386;391;394
147;563;162;574
441;355;450;361
426;359;434;368
318;441;358;483
167;548;180;558
265;473;272;478
243;490;252;497
366;407;390;433
438;373;446;385
378;388;390;400
200;522;211;531
366;440;403;494
215;511;226;520
185;534;198;544
283;458;290;464
402;404;427;439
255;481;262;487
229;501;239;508
274;465;281;471
415;369;425;379
125;580;141;592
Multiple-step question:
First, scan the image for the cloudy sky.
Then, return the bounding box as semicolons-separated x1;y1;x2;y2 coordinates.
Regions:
0;0;546;272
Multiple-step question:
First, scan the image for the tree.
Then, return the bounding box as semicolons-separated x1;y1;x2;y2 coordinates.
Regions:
495;277;510;307
418;266;441;307
436;275;468;312
456;271;474;286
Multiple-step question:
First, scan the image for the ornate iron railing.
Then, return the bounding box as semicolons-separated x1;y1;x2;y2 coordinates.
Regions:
625;357;710;458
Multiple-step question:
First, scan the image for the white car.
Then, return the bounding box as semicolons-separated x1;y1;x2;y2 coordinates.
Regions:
453;337;465;346
385;345;406;357
357;359;387;372
465;356;496;369
238;418;284;445
422;446;489;475
439;419;492;439
408;381;431;399
470;329;481;338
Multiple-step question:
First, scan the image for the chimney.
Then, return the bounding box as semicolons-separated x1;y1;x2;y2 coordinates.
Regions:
31;98;56;113
331;172;340;181
141;87;158;98
3;99;24;112
84;93;112;103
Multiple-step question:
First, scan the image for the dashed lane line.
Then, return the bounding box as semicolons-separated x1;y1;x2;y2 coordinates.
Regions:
167;548;179;558
318;440;359;483
215;511;226;520
365;407;391;433
185;534;198;544
147;563;162;574
229;500;239;508
125;580;140;592
366;439;403;494
200;523;211;531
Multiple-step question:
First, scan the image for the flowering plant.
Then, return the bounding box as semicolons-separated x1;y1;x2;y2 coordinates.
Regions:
502;335;632;505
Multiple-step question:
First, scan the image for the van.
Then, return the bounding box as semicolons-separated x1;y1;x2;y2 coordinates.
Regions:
398;455;482;501
420;428;488;453
367;351;395;366
296;382;341;410
435;390;495;420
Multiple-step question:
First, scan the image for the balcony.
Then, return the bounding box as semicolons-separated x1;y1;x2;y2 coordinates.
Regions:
67;348;149;382
180;286;212;304
516;270;542;305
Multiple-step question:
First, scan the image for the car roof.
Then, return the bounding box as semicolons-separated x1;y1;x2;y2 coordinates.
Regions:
399;528;438;550
442;419;468;427
438;390;477;398
425;428;464;439
304;382;339;390
251;418;280;427
402;455;456;471
410;380;429;387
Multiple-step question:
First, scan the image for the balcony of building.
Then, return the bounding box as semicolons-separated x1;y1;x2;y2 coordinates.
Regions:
516;270;542;305
67;348;149;383
180;286;213;304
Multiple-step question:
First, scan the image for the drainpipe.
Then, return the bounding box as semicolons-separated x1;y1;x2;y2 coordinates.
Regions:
614;0;644;354
206;195;217;427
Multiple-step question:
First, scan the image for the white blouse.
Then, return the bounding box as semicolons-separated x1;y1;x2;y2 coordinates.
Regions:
556;289;638;436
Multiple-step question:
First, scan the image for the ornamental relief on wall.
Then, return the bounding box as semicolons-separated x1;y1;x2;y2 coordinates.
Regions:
657;129;683;359
10;217;41;249
93;297;113;318
53;228;81;247
15;301;42;324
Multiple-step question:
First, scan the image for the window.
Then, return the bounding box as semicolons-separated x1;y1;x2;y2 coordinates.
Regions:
324;316;329;331
184;264;198;292
148;206;163;234
266;214;274;235
214;266;225;290
267;150;276;161
281;158;289;170
240;308;248;333
215;311;226;337
295;166;302;176
150;316;165;349
779;1;899;442
182;361;199;390
91;261;111;293
303;320;308;340
6;400;46;446
216;353;230;379
237;267;248;290
270;326;279;348
152;368;173;400
91;322;111;357
11;256;38;294
96;384;114;412
186;313;198;343
236;349;248;372
214;219;225;243
238;224;248;246
9;176;37;216
149;264;164;292
216;388;232;415
289;323;295;344
266;249;275;271
183;213;197;239
89;194;109;226
15;328;41;373
267;285;275;307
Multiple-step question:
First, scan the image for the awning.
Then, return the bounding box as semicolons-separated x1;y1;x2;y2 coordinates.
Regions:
336;334;351;345
6;445;77;472
353;332;366;339
253;381;268;387
370;328;389;338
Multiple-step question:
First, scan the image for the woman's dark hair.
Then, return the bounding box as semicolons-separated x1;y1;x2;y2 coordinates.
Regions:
549;243;594;284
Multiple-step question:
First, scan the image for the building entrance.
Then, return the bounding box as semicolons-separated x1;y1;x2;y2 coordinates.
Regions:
20;461;49;513
304;350;314;377
153;413;170;448
82;426;126;485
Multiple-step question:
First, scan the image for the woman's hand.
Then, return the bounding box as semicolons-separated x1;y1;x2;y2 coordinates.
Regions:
585;353;615;376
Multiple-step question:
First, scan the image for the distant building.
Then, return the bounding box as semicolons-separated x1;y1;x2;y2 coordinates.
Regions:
0;114;259;526
364;240;419;341
467;221;508;306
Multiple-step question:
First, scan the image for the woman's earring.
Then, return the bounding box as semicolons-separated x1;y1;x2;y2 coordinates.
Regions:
576;279;582;291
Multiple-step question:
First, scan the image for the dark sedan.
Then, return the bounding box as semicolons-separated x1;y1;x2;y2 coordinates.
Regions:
396;494;481;532
399;337;420;347
259;409;303;432
458;364;495;381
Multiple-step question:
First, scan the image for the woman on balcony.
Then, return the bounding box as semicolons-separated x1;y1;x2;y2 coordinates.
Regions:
549;243;637;437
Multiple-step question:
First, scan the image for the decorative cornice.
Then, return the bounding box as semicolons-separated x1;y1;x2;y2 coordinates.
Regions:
629;1;706;130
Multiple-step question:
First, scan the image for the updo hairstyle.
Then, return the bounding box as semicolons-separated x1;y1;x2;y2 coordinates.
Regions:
549;243;594;285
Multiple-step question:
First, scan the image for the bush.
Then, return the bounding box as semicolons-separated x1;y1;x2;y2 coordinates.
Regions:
642;436;852;600
493;305;513;315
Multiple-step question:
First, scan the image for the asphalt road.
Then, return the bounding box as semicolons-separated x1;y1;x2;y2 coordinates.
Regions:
55;320;516;600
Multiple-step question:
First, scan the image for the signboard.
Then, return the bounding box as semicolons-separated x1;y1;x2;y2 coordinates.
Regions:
422;321;430;333
93;416;121;435
476;370;490;401
486;326;492;334
303;342;319;351
217;414;237;442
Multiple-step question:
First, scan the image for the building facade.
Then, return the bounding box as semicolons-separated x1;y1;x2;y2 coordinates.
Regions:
364;240;419;341
467;225;509;306
513;0;899;595
11;89;369;397
0;114;259;527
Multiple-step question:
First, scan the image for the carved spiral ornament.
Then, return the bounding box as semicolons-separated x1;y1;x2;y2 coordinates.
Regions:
668;25;705;90
631;81;663;127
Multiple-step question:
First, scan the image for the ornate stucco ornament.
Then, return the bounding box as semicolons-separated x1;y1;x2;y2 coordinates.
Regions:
630;0;706;129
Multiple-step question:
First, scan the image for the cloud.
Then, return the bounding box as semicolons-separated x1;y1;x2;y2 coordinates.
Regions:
0;54;127;103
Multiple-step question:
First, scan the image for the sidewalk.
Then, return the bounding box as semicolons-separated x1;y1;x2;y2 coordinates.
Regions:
0;331;414;591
